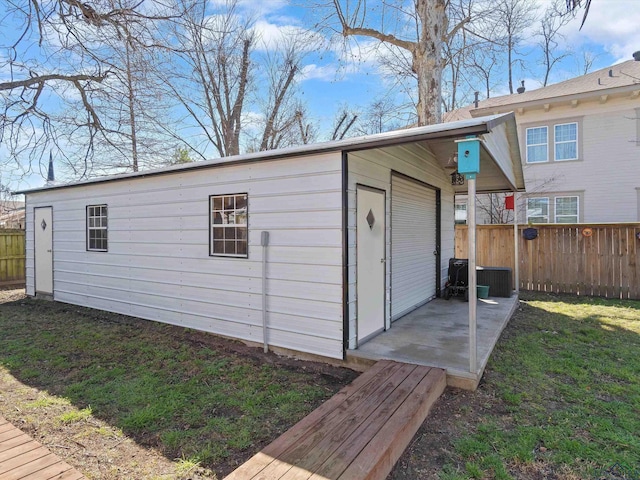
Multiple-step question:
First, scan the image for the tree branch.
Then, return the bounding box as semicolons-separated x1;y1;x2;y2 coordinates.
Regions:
0;72;107;91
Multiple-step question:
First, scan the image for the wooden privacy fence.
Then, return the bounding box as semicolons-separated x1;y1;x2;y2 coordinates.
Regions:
455;224;640;300
0;229;26;288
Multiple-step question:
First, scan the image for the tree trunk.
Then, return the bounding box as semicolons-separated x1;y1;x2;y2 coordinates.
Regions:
414;0;446;125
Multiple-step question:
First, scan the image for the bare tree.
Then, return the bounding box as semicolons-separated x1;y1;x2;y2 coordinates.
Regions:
491;0;539;94
317;0;470;126
565;0;591;28
0;0;176;179
253;35;314;151
165;0;254;158
538;0;573;86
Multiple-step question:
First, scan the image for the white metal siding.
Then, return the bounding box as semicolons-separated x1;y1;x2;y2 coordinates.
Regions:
391;175;436;320
346;144;456;350
25;152;345;359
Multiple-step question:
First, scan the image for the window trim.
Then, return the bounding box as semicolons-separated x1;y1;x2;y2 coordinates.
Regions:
554;122;579;161
522;118;583;164
209;193;249;258
554;195;579;223
526;197;549;224
86;204;108;252
525;126;549;164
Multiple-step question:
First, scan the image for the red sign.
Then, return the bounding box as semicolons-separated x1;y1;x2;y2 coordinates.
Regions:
505;195;514;210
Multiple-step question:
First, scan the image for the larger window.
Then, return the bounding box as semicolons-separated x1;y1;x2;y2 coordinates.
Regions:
87;205;108;251
555;196;579;223
526;195;581;224
526;197;549;223
554;123;578;161
210;194;248;257
526;126;548;163
525;121;580;163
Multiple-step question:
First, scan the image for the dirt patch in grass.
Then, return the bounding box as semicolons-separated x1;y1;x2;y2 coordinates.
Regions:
0;289;358;479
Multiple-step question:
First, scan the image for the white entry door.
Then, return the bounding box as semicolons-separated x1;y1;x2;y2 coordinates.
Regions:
34;207;53;295
356;186;386;344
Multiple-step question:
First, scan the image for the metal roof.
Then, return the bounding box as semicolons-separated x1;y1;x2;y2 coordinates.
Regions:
17;112;524;194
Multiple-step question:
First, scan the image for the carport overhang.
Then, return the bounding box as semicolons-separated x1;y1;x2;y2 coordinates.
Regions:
340;112;524;381
340;111;524;195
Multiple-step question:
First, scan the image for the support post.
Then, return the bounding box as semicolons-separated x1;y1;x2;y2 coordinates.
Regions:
467;177;477;374
513;192;519;294
456;135;480;375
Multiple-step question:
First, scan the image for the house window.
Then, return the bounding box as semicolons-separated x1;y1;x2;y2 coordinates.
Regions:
87;205;108;251
454;203;467;224
526;126;548;163
210;194;248;257
554;123;578;161
555;196;579;223
527;197;549;223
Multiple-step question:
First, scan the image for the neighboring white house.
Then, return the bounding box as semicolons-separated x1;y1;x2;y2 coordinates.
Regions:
449;58;640;224
17;114;523;362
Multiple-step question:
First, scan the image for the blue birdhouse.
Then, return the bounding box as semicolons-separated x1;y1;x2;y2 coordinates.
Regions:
456;137;480;178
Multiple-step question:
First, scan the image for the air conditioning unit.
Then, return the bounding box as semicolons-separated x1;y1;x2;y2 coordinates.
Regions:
476;267;512;297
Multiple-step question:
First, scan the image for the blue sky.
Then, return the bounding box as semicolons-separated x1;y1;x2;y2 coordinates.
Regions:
4;0;640;191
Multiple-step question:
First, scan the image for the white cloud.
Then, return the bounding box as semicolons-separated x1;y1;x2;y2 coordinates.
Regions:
559;0;640;63
300;64;337;82
209;0;287;17
251;19;325;52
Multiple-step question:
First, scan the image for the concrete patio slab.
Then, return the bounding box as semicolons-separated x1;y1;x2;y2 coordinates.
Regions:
346;295;519;390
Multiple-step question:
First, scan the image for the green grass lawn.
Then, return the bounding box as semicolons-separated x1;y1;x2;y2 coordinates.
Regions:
441;293;640;480
0;296;357;478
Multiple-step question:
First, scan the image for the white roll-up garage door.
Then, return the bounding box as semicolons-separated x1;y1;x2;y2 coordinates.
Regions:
391;174;437;320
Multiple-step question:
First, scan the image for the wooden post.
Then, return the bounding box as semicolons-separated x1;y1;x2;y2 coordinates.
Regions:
467;177;477;374
514;192;519;294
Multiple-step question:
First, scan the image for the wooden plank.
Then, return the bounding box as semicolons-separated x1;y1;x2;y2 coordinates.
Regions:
15;461;74;480
277;364;427;480
226;362;446;480
0;423;15;434
309;366;436;479
0;432;32;452
0;441;42;463
46;468;86;480
0;453;61;480
0;446;51;475
224;360;401;480
0;427;25;443
252;362;417;479
336;367;447;480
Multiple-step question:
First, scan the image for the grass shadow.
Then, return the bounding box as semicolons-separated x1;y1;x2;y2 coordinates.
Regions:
0;296;358;477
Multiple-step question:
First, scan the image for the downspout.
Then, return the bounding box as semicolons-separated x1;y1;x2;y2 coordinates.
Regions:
341;151;350;357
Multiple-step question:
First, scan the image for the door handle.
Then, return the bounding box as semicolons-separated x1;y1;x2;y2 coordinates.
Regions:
380;258;385;263
47;249;52;253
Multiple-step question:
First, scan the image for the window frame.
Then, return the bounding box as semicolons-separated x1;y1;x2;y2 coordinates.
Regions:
526;197;549;224
86;204;108;252
554;196;579;223
525;126;549;164
209;193;249;258
554;122;578;161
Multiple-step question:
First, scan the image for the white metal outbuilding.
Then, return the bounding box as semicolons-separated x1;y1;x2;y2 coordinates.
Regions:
18;113;524;362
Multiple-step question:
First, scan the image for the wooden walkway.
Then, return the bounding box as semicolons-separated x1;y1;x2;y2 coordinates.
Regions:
0;416;86;480
225;360;446;480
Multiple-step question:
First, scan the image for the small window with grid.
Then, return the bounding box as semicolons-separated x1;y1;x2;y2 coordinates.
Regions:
87;205;108;251
210;194;248;257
